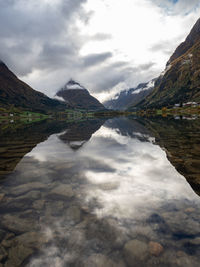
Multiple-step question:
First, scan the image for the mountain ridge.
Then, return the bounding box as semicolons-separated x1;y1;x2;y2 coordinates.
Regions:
56;79;105;111
104;78;156;110
0;61;68;113
134;17;200;109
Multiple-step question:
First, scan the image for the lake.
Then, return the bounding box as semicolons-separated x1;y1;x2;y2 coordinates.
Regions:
0;116;200;267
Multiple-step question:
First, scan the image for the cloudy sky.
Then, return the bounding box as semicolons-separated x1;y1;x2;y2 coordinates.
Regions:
0;0;200;101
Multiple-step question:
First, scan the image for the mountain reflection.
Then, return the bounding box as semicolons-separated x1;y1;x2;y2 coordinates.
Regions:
139;117;200;196
0;119;105;178
0;120;70;179
58;119;105;150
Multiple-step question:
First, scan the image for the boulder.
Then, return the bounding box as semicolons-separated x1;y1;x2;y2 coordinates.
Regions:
149;241;164;256
124;239;148;266
49;185;74;199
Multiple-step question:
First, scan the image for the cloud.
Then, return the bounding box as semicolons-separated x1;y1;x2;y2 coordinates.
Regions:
82;52;112;67
91;33;112;41
138;62;156;71
150;0;200;14
0;0;88;75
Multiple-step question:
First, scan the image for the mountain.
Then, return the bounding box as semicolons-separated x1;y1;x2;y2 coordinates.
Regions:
55;79;105;111
0;61;68;113
136;18;200;109
104;78;156;110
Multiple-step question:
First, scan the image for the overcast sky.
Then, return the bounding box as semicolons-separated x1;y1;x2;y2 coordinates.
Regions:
0;0;200;101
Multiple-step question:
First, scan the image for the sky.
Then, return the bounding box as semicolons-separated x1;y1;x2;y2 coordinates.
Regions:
0;0;200;102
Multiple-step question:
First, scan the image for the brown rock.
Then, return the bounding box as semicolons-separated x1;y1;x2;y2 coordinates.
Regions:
49;184;74;199
0;245;8;261
149;241;164;256
83;254;125;267
124;239;148;266
5;245;33;267
0;193;5;202
185;208;195;213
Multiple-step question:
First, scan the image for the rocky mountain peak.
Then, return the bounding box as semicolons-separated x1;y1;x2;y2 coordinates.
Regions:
168;17;200;64
61;79;86;91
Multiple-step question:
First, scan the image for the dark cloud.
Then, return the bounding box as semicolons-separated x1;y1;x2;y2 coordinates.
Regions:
138;62;155;71
82;63;135;93
0;0;88;75
82;52;112;67
91;33;112;41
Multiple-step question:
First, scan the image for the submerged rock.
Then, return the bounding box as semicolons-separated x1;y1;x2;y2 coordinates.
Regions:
65;205;81;224
5;244;33;267
0;245;8;262
10;182;46;196
14;231;49;249
49;184;74;199
32;199;45;210
1;214;39;234
149;241;164;256
82;253;125;267
124;239;148;266
0;194;5;202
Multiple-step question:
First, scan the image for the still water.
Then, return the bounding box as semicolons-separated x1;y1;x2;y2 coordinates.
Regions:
0;117;200;266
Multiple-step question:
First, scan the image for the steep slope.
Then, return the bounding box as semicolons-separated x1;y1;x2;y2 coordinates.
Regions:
55;79;105;111
104;79;156;110
138;18;200;109
0;61;67;112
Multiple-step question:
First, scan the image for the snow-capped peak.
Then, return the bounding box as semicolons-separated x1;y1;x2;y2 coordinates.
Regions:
132;79;155;95
62;79;86;91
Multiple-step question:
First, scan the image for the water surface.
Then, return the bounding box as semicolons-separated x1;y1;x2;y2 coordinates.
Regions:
0;117;200;266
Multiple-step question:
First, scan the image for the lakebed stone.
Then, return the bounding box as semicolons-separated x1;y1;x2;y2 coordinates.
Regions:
32;199;45;210
124;239;148;266
149;241;164;256
65;205;81;224
5;244;33;267
82;253;125;267
14;231;49;249
49;184;74;199
1;214;39;234
0;245;8;262
0;194;5;202
10;182;46;196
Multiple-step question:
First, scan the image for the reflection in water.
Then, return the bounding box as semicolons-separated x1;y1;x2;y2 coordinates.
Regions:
0;118;199;266
141;117;200;196
58;119;105;150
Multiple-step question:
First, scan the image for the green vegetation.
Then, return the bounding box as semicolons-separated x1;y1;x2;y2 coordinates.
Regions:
135;106;200;117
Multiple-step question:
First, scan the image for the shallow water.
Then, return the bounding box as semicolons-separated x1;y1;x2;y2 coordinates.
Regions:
0;117;200;266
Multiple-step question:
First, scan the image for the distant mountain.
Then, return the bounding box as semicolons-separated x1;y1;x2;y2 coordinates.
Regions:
104;78;156;110
136;18;200;109
55;79;105;111
0;61;67;113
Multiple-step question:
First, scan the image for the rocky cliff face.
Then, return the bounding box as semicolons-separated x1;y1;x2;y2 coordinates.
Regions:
0;62;67;113
56;80;105;111
137;18;200;109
